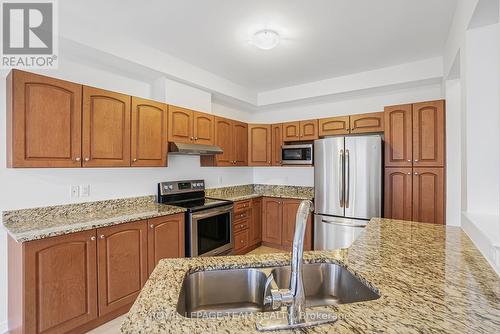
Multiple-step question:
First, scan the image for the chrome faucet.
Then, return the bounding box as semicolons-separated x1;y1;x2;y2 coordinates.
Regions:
257;200;337;331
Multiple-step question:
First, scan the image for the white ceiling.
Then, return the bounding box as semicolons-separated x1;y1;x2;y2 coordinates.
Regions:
60;0;457;92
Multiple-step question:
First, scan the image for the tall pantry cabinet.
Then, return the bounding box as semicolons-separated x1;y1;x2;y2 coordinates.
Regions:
384;100;446;224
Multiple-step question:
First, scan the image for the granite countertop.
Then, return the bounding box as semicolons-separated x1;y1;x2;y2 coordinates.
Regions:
120;218;500;333
206;184;314;201
2;196;186;242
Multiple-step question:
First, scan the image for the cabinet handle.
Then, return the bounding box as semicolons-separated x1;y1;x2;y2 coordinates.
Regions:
190;137;194;141
84;157;90;162
240;224;244;228
90;236;96;241
133;158;137;162
75;157;81;162
150;224;154;228
407;172;411;175
414;160;419;162
194;137;198;140
240;240;244;243
99;235;105;239
407;160;411;162
414;172;419;175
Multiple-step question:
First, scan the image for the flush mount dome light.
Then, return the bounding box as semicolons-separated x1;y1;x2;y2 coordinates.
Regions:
251;29;280;50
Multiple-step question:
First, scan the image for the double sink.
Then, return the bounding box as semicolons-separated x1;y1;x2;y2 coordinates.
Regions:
177;262;380;318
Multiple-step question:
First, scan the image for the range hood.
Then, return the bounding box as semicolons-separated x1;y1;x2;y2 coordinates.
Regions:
169;142;223;155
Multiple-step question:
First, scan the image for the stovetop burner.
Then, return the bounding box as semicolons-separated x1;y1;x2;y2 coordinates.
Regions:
157;180;233;212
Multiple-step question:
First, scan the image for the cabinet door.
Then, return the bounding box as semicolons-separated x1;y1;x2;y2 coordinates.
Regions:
82;86;131;167
131;97;168;167
350;112;384;134
248;124;272;166
24;230;97;333
299;120;318;140
318;116;350;136
282;121;301;141
168;105;193;143
233;121;248;166
213;117;233;166
8;70;82;168
412;168;445;224
193;111;215;145
271;124;283;166
412;100;445;167
384;104;413;167
97;220;148;316
281;199;312;250
262;198;282;245
147;214;184;275
249;197;263;246
384;168;413;221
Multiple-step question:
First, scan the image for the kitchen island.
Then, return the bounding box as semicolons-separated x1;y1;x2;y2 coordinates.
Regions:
121;218;500;333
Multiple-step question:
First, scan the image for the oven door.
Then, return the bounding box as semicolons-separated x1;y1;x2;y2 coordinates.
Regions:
281;144;313;165
190;205;233;257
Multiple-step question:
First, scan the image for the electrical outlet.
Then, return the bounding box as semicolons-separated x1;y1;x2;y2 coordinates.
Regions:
70;185;80;199
80;184;91;197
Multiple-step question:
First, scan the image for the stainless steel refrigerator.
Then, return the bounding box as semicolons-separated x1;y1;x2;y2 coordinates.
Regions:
314;135;382;250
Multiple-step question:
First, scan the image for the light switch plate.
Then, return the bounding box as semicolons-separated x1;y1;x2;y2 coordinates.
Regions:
70;185;80;199
80;184;91;197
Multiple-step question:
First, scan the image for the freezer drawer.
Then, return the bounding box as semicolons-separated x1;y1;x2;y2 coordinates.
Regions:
313;215;368;250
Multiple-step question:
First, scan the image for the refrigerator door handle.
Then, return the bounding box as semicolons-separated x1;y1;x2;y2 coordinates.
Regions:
321;219;367;228
345;149;350;208
339;149;344;207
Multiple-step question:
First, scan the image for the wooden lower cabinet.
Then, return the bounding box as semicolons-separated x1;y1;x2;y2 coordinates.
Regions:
249;198;263;246
384;167;445;224
97;221;148;316
262;197;313;250
384;168;413;221
9;229;98;334
8;214;184;333
147;213;184;275
412;168;445;224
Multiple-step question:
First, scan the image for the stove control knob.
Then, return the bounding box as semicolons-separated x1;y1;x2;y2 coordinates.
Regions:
168;185;174;190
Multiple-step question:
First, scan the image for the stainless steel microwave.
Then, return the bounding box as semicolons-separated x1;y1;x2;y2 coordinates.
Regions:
281;144;313;165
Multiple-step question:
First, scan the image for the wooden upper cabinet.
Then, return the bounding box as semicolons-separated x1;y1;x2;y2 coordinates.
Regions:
22;229;98;333
233;121;248;166
384;168;413;221
412;100;445;167
350;112;384;134
168;105;193;143
318;116;350;136
213;117;233;166
193;111;215;145
384;104;413;167
262;197;282;244
82;86;131;167
248;124;272;166
271;123;283;166
97;220;148;316
7;70;83;168
299;120;319;141
282;121;301;141
147;214;184;275
412;168;445;224
131;97;168;167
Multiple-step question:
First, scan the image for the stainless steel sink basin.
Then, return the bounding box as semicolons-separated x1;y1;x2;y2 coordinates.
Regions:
271;263;380;307
176;268;267;317
177;263;379;318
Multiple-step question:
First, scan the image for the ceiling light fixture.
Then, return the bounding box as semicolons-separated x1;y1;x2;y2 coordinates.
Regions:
251;29;280;50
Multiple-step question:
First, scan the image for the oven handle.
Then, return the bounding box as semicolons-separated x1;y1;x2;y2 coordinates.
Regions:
191;204;234;219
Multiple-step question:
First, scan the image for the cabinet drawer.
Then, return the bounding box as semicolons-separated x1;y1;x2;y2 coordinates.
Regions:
234;200;251;212
233;218;249;232
234;229;249;251
233;209;249;221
